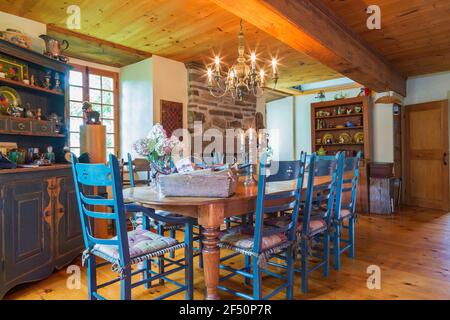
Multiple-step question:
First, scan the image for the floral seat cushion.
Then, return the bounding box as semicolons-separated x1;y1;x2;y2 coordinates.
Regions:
339;208;352;219
219;225;288;252
92;228;180;263
265;216;327;236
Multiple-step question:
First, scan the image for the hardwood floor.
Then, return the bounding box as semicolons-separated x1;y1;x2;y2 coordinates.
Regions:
5;206;450;300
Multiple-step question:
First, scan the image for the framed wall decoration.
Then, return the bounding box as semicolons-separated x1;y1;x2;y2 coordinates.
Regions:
161;100;183;137
0;54;29;81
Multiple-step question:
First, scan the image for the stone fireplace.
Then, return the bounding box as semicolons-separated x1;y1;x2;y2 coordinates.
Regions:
185;62;258;133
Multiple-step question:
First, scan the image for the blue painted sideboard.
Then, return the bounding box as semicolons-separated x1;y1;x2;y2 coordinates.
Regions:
0;165;83;299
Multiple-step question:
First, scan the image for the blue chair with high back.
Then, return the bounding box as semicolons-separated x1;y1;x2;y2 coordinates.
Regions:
126;153;203;276
121;153;151;187
332;151;361;270
217;152;307;300
71;153;194;300
266;152;343;293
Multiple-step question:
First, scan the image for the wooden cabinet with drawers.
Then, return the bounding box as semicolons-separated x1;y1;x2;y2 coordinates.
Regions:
0;166;83;299
0;116;60;137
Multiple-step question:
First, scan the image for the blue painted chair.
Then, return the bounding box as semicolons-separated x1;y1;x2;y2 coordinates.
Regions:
266;152;342;293
217;152;307;300
332;151;362;270
126;153;203;275
122;154;151;187
71;153;194;300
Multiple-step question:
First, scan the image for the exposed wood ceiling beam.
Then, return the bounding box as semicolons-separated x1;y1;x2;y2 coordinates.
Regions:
212;0;407;96
294;82;364;96
263;87;293;102
47;24;152;67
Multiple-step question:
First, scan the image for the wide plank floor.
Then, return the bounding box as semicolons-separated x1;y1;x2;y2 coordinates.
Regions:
5;206;450;300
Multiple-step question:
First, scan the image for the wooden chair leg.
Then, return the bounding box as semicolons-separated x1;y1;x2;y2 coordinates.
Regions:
143;260;152;289
323;231;330;277
141;214;152;289
349;217;355;258
198;227;204;269
225;218;231;229
252;257;262;300
301;239;308;294
286;246;295;300
87;255;97;300
333;222;341;271
244;255;251;285
157;224;165;285
120;267;132;300
184;226;194;300
170;229;176;258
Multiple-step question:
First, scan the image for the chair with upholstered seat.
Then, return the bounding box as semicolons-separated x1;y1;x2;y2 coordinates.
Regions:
217;152;307;300
122;153;151;187
126;153;203;275
71;154;194;300
266;152;343;293
332;151;361;270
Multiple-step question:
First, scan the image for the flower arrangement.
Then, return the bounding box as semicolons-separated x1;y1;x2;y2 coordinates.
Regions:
133;123;180;172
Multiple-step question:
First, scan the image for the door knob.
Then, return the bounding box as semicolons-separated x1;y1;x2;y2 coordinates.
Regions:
443;152;448;166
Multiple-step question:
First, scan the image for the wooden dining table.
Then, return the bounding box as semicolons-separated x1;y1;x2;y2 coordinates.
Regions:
122;175;333;300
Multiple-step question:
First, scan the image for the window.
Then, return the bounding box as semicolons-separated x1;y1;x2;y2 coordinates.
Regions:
68;65;119;157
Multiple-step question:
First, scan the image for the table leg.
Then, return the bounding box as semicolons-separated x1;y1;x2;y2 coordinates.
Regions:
199;204;224;300
201;226;221;300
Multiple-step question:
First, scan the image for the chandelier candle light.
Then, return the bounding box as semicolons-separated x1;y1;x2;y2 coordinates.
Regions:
206;19;279;100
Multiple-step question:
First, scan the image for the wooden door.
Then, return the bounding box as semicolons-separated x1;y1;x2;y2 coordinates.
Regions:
404;100;449;210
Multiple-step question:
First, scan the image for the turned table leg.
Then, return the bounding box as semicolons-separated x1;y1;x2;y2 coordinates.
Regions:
201;226;221;300
199;204;224;300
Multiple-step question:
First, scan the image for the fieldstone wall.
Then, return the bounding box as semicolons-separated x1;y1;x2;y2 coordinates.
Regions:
185;62;257;133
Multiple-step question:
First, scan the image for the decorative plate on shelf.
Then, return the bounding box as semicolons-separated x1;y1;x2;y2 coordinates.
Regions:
322;133;334;145
0;86;21;115
338;133;352;144
354;132;364;143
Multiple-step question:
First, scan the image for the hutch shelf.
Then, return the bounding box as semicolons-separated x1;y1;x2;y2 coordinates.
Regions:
311;96;372;213
311;96;372;159
0;39;83;299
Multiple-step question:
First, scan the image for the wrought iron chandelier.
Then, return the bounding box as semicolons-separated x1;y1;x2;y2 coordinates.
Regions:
206;19;279;100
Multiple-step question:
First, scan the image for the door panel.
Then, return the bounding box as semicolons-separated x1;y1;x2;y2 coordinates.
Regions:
3;179;52;281
55;176;83;265
404;100;449;210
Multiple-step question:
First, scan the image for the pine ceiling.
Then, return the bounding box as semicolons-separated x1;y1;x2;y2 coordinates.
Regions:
1;0;449;92
0;0;340;91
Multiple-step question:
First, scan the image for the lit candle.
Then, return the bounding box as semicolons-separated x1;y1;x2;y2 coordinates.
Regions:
258;131;262;146
249;128;254;141
259;68;265;84
214;56;220;73
271;58;278;76
207;67;213;86
250;51;256;69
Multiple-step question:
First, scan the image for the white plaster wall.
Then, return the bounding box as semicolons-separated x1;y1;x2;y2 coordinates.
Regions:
152;55;188;129
266;96;295;160
405;71;450;105
0;11;47;53
120;58;153;158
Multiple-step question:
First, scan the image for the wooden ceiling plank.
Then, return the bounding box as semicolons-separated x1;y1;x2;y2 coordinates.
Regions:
46;24;152;67
0;0;342;88
212;0;406;96
324;0;450;77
